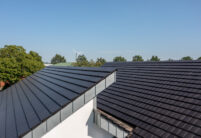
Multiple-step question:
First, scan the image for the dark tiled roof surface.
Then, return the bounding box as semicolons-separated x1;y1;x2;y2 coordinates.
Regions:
0;66;116;138
97;61;201;138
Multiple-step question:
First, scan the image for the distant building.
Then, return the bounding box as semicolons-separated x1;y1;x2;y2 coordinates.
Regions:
53;62;73;66
44;63;53;66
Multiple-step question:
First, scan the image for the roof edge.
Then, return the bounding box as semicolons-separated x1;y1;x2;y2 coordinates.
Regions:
22;71;117;138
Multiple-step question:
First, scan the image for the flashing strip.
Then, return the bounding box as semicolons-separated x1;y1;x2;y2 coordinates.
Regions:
95;109;133;138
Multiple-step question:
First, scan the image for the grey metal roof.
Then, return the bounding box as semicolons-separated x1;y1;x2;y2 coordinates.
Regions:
98;61;201;138
0;66;116;138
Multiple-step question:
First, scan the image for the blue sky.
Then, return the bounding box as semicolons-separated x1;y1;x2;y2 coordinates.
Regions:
0;0;201;62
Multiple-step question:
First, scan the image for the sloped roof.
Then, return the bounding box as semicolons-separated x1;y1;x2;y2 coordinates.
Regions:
0;66;116;138
97;61;201;138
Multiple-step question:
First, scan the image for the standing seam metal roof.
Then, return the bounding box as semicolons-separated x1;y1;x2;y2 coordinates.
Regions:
0;66;116;138
98;61;201;138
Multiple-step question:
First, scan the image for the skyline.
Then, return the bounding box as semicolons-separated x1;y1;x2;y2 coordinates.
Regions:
0;0;201;62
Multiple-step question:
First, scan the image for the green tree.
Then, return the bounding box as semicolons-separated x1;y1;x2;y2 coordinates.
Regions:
51;54;66;64
197;57;201;60
0;45;44;84
0;58;20;83
181;56;193;61
74;54;89;67
89;59;96;67
113;56;127;62
150;56;160;61
29;51;43;61
95;57;106;66
132;55;144;62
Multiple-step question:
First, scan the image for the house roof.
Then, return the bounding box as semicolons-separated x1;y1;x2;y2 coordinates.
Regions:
0;66;116;138
97;61;201;138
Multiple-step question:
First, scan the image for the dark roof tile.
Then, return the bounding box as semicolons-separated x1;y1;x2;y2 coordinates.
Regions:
98;61;201;137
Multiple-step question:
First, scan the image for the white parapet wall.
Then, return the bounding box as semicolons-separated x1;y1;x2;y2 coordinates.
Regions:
42;100;113;138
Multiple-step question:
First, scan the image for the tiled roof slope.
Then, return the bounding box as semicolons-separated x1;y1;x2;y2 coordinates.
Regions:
0;66;116;138
98;61;201;138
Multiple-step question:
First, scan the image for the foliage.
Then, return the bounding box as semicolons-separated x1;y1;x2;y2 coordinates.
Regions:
73;54;89;67
0;45;44;84
29;51;43;61
51;54;66;64
113;56;127;62
181;56;193;61
89;59;95;67
0;58;20;83
197;57;201;60
150;56;160;61
95;57;106;66
73;56;106;67
132;55;144;62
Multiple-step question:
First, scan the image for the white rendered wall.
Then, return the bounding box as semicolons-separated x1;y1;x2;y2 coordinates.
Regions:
42;100;113;138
